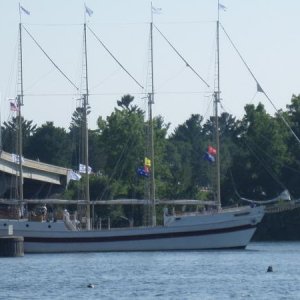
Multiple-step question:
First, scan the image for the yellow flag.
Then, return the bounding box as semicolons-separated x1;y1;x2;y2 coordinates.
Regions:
144;157;151;167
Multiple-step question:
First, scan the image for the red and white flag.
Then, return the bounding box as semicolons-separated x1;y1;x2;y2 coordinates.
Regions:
208;145;217;156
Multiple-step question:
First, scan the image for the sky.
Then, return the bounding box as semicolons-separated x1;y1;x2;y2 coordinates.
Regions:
1;0;300;134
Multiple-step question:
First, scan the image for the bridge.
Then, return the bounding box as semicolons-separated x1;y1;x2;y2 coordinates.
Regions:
0;150;71;197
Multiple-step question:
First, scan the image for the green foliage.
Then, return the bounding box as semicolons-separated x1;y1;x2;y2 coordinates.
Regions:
231;103;291;200
8;93;300;219
2;116;37;154
96;96;148;200
167;114;212;199
26;121;71;167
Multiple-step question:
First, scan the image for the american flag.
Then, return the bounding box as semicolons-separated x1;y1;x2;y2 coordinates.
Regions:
10;102;19;112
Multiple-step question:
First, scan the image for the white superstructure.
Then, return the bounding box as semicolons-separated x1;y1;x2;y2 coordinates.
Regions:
0;205;264;253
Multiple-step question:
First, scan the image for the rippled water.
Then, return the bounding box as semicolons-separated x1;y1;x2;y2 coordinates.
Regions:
1;242;300;299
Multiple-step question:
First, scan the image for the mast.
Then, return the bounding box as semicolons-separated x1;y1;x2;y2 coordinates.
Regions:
215;1;221;209
83;21;91;230
149;3;156;226
17;18;24;210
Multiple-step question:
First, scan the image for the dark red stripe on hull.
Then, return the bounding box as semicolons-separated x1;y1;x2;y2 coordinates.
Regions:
24;224;256;243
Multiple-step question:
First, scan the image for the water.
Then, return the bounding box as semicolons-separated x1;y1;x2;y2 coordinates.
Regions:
1;242;300;300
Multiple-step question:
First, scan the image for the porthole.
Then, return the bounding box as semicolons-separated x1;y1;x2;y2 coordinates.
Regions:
26;224;29;227
48;225;51;229
3;223;7;227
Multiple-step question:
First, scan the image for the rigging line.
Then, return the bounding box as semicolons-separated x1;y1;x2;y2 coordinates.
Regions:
218;91;260;116
90;68;120;91
98;131;133;199
249;91;258;105
219;24;258;91
5;37;18;100
243;139;286;190
81;20;213;26
99;128;143;200
220;23;300;145
156;65;186;90
114;137;137;182
154;20;216;25
246;135;300;175
87;25;144;90
25;68;56;92
228;169;242;199
147;90;213;95
280;161;300;175
153;24;210;88
248;147;285;191
24;23;82;27
219;100;227;114
262;91;300;145
24;91;212;97
203;95;214;121
22;25;79;91
98;139;131;200
218;90;257;123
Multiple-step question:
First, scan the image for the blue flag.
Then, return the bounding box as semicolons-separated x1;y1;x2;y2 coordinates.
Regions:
137;167;150;177
204;152;215;163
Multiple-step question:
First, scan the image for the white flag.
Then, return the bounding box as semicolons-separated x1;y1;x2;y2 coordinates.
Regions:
20;5;30;15
152;6;162;14
218;3;227;11
79;163;92;174
67;170;82;182
85;4;93;17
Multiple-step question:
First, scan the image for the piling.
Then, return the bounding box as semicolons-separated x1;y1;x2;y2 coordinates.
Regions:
0;225;24;257
0;236;24;257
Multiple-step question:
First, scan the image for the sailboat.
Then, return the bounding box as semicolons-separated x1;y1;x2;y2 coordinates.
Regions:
0;3;265;253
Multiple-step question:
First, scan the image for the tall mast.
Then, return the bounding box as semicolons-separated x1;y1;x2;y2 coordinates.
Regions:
17;18;24;208
149;3;156;226
215;0;221;209
83;21;91;230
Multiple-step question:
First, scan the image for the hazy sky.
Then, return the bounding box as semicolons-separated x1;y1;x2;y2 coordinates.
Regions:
1;0;299;133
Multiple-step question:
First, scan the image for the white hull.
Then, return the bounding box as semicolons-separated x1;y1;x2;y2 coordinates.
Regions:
0;206;264;253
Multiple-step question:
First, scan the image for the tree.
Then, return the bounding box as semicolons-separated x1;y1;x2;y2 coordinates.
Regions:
167;114;208;199
232;103;290;200
68;105;100;171
279;95;300;196
27;122;72;166
150;115;170;200
117;94;134;110
98;95;146;199
1;117;37;154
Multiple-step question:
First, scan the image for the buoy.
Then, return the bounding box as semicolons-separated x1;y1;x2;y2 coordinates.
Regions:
87;284;95;288
267;266;273;272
